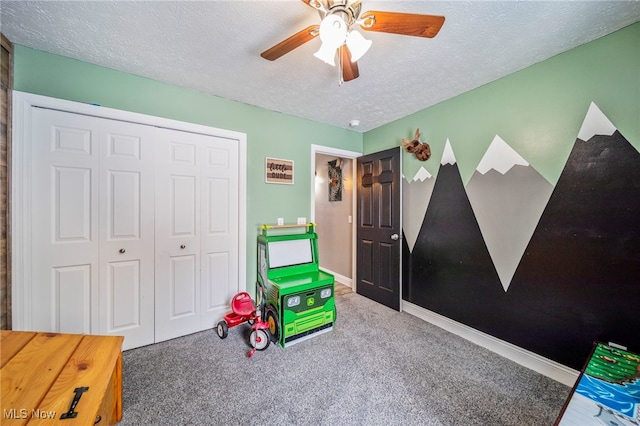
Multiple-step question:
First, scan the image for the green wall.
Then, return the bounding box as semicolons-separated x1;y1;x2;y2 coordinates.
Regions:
13;22;639;295
364;22;640;186
13;45;363;289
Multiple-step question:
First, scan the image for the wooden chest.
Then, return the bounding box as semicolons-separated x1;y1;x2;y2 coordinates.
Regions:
1;331;123;425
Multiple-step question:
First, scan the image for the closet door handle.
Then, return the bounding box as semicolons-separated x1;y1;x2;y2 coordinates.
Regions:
180;244;186;249
119;248;126;254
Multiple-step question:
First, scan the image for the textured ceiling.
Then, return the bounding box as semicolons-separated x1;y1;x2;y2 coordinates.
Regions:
1;1;639;132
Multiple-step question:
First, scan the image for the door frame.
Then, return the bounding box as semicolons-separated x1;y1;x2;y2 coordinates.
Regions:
310;144;361;291
11;91;247;330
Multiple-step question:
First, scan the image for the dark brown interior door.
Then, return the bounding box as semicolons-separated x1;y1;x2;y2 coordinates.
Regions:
356;147;401;311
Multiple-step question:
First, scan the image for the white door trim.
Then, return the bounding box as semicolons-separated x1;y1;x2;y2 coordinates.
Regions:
11;91;247;330
310;144;361;292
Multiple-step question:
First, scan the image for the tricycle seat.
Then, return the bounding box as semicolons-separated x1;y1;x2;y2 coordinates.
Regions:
231;291;255;316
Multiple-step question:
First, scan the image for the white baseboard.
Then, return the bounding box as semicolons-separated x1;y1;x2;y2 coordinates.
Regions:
320;267;352;288
402;301;579;387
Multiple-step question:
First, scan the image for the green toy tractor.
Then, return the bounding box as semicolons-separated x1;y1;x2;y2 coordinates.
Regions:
256;223;336;347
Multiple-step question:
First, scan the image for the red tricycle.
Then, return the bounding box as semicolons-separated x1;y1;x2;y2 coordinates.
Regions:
216;291;271;357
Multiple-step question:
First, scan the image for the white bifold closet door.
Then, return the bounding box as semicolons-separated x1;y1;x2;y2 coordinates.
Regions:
30;107;155;348
154;128;239;343
27;106;239;349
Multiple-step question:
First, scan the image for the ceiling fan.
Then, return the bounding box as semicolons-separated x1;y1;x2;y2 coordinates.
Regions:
260;0;445;83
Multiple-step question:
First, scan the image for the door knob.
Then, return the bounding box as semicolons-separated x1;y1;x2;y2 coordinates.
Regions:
391;233;399;241
119;248;126;254
180;244;186;249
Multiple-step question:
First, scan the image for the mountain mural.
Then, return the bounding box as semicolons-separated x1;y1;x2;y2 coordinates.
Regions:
577;102;618;141
466;135;554;291
404;101;640;370
507;105;640;368
409;140;503;333
402;167;435;253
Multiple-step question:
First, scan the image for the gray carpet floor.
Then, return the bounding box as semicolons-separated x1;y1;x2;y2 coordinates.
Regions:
121;293;570;425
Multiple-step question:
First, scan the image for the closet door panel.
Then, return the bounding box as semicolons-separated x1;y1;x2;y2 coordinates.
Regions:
54;264;92;334
30;108;99;333
107;170;141;238
171;175;197;236
200;138;239;327
203;252;230;310
54;167;92;241
106;260;141;329
99;121;155;350
155;129;201;342
170;255;197;317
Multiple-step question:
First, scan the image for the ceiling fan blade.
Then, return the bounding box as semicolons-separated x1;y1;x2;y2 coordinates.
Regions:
359;11;445;38
340;45;359;82
260;25;320;61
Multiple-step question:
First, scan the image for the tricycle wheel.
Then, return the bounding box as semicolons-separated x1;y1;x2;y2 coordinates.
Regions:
216;321;228;339
250;329;271;351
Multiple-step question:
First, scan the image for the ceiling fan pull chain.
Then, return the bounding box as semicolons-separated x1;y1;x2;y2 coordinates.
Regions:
338;47;344;86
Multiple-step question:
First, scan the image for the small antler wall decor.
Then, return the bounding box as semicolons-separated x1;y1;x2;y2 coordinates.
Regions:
402;128;431;161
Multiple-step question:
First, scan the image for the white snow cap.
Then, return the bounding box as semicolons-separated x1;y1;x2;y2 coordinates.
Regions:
413;167;433;182
476;135;529;175
441;139;456;165
577;102;616;142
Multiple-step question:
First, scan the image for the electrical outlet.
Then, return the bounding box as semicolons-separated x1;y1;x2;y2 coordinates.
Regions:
297;217;306;225
277;218;284;226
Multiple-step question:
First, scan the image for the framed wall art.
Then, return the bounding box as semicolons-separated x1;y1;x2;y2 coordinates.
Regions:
328;159;342;201
266;157;294;184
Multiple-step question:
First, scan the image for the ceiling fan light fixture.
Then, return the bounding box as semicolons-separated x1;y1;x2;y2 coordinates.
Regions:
320;14;348;46
314;42;337;66
314;14;348;66
346;30;371;62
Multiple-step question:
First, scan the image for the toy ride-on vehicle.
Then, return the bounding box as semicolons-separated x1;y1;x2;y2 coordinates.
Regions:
256;223;336;348
216;291;271;357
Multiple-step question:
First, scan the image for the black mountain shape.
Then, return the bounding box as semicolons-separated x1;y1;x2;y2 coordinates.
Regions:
508;131;640;369
409;163;503;333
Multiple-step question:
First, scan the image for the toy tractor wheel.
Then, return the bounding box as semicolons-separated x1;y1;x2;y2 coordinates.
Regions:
265;307;279;343
250;329;271;351
216;321;228;339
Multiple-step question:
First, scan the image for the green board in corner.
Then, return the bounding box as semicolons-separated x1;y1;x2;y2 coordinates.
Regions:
555;342;640;425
